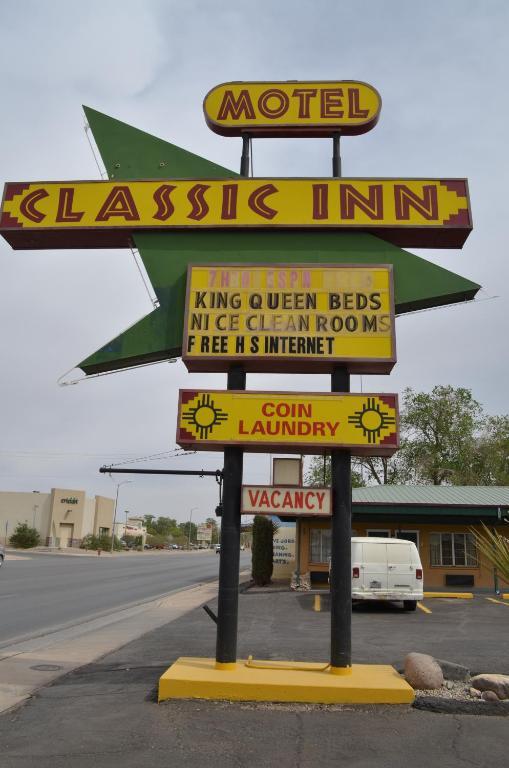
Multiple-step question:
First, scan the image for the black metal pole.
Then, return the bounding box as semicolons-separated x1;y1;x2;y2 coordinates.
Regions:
215;364;245;667
330;367;352;672
240;134;250;176
332;133;341;177
329;131;351;673
99;467;221;477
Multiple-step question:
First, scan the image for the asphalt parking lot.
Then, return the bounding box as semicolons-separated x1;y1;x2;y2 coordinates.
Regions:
1;590;507;767
237;591;509;675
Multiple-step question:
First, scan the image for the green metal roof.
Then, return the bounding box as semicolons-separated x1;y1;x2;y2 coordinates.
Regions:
352;486;509;508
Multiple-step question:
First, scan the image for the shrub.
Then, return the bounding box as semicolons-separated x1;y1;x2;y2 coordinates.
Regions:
252;515;276;586
9;522;40;549
146;533;169;549
80;534;122;551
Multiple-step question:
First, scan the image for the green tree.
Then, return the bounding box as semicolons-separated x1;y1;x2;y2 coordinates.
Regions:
9;522;40;549
456;415;509;486
178;521;197;544
251;515;277;586
400;385;483;485
305;456;366;488
152;516;178;537
143;514;157;534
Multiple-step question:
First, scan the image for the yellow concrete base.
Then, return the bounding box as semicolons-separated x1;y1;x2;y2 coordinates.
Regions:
423;591;473;599
158;657;414;705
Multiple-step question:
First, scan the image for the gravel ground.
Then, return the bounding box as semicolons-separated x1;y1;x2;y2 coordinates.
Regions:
414;681;475;701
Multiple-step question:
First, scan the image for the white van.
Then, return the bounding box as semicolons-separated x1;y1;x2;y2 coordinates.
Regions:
330;537;423;610
351;537;423;610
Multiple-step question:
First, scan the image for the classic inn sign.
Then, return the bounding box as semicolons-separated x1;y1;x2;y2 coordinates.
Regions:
0;178;471;249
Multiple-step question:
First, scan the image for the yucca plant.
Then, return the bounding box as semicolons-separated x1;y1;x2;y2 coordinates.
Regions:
470;523;509;584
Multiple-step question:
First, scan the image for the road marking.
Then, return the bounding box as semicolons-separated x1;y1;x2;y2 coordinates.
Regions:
485;597;509;607
423;592;473;599
417;602;432;614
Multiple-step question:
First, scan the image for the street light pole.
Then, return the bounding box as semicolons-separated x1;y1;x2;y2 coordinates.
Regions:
111;480;132;553
188;507;197;549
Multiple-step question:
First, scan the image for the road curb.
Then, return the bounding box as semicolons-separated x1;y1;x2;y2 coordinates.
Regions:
413;696;509;716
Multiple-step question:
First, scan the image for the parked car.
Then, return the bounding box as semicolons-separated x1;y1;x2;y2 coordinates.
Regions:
215;544;221;553
0;543;4;567
329;537;423;611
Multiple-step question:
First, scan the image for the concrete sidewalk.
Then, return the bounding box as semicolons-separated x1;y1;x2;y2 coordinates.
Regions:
0;591;507;767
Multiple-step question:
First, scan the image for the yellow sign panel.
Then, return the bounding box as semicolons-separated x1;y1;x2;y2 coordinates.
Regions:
0;178;471;249
203;81;381;137
183;264;396;374
177;390;399;456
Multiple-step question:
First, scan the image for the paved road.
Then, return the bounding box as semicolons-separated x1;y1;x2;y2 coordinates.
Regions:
0;550;251;646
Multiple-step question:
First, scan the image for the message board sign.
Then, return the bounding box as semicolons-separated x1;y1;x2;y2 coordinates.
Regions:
242;486;331;517
176;390;399;456
0;178;471;249
197;524;213;542
203;81;381;137
183;264;396;373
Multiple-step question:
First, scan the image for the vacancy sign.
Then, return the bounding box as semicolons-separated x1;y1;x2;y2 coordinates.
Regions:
0;178;471;249
242;486;331;517
176;390;399;456
183;263;395;374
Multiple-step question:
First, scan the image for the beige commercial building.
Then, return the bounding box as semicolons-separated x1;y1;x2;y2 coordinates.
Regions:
0;488;115;548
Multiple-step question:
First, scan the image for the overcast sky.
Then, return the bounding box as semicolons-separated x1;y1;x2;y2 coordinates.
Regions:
0;1;507;525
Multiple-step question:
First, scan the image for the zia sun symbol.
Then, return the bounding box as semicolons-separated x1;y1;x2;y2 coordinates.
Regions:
181;393;228;439
348;398;396;444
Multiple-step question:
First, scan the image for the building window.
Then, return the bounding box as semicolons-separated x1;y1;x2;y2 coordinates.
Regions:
310;529;331;563
367;529;391;538
99;527;109;536
430;533;478;567
395;530;419;547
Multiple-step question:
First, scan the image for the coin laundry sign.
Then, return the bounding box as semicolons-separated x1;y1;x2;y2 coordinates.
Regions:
203;80;381;137
0;178;471;249
183;264;396;373
176;390;399;455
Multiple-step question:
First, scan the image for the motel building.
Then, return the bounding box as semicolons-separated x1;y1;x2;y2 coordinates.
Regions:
0;488;115;548
269;485;509;592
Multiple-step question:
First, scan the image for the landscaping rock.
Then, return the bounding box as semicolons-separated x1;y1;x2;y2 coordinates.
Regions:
469;687;482;699
471;674;509;700
481;690;501;702
435;658;470;682
404;652;444;690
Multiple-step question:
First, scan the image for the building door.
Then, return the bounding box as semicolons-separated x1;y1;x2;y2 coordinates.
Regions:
59;523;74;548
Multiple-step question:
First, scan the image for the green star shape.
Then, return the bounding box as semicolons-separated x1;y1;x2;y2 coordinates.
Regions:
79;107;480;375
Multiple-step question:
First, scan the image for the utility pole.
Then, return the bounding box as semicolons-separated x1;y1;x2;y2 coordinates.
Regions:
111;481;132;553
188;507;197;549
